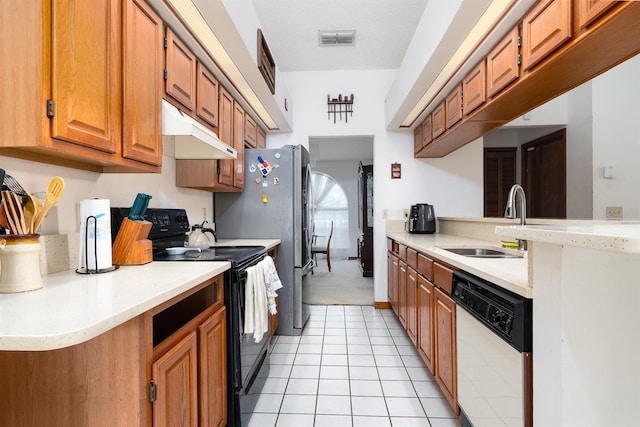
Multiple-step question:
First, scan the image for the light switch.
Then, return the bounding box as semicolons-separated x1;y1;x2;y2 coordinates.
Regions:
603;166;616;179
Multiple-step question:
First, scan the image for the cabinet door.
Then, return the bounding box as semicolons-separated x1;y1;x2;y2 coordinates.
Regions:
406;266;418;346
577;0;616;29
233;102;245;189
196;62;219;128
51;0;121;154
122;0;163;166
434;287;458;414
413;123;423;155
463;61;486;115
422;115;432;147
165;28;196;111
388;253;399;315
521;0;572;71
217;86;235;187
431;103;446;138
398;260;407;328
487;27;520;97
198;307;227;427
244;114;257;148
417;274;435;374
256;127;266;149
445;84;463;129
152;331;199;427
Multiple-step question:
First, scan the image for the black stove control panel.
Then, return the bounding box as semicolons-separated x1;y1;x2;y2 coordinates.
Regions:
452;270;532;352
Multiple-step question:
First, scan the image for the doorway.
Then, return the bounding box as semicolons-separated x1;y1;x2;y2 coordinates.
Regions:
522;129;567;218
484;147;517;217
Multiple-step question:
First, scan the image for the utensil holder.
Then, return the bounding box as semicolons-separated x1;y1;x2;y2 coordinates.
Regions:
111;218;153;265
0;234;43;293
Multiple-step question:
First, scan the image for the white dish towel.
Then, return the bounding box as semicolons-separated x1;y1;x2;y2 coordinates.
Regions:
244;264;268;343
261;255;283;315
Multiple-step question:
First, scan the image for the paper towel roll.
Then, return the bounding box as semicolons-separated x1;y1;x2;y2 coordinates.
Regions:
78;199;112;271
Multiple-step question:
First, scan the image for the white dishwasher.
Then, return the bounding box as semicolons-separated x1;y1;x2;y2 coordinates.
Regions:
452;270;532;427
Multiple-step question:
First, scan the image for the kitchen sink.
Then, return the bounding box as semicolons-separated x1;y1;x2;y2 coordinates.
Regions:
437;246;524;259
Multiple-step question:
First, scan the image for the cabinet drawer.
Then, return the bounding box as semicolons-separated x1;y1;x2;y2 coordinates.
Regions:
388;238;399;253
398;244;407;262
521;0;572;71
434;262;454;295
463;61;486;114
445;84;463;129
487;26;520;97
406;247;418;270
417;253;434;282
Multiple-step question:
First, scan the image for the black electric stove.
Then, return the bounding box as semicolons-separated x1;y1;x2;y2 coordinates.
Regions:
111;207;266;265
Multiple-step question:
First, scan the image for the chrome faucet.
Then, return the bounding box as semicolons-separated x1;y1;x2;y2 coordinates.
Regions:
504;184;527;250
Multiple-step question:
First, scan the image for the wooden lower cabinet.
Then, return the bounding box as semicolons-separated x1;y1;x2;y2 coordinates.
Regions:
198;307;227;427
388;252;399;315
417;274;435;374
398;260;408;328
434;287;458;414
406;266;418;345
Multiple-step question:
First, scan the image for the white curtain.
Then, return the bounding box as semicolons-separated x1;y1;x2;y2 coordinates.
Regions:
311;172;349;260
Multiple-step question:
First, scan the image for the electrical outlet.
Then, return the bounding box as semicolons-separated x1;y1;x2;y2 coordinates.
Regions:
606;206;623;220
382;209;389;220
403;209;409;218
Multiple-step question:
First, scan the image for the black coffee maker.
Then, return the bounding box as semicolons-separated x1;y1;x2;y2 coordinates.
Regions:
407;203;436;234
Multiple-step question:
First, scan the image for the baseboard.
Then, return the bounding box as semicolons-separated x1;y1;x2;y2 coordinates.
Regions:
374;301;391;310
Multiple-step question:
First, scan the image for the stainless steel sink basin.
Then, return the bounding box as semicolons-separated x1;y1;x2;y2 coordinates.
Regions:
438;246;524;259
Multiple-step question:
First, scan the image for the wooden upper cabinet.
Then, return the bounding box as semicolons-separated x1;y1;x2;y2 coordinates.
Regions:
422;115;433;148
431;102;446;138
152;331;199;427
122;0;163;166
217;86;235;187
445;84;463;129
165;28;196;111
487;26;521;98
463;61;486;115
244;114;257;148
521;0;572;71
51;0;122;154
233;102;245;189
414;124;423;155
256;127;266;149
196;62;219;128
577;0;617;29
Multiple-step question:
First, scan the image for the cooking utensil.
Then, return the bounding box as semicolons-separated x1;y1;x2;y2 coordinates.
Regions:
1;191;20;234
128;193;152;220
24;191;40;234
32;176;65;232
10;192;27;234
3;174;28;197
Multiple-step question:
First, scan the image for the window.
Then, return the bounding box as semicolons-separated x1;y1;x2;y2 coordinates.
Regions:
311;172;349;259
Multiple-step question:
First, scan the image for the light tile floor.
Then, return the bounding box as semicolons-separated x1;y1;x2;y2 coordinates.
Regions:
248;305;461;427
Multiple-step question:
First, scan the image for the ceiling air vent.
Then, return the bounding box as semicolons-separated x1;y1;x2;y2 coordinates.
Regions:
318;30;356;46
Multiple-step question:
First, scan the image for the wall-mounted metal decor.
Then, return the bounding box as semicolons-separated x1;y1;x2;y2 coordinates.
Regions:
327;94;354;123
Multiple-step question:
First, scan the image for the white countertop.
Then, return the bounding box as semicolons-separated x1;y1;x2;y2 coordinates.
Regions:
386;231;530;298
0;238;281;351
495;223;640;253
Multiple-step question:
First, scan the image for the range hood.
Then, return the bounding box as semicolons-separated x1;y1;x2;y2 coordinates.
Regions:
162;99;237;160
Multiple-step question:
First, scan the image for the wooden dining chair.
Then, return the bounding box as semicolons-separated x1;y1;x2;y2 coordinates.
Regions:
312;221;334;272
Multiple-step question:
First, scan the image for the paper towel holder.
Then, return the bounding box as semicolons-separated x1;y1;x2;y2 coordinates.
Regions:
76;215;119;274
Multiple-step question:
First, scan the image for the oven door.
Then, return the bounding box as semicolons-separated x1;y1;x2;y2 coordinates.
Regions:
457;307;531;427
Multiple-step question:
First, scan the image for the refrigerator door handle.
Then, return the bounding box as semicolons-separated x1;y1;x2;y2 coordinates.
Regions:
302;259;314;275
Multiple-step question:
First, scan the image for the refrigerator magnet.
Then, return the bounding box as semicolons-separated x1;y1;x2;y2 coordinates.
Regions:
273;177;280;185
262;193;268;203
254;177;262;184
249;163;256;173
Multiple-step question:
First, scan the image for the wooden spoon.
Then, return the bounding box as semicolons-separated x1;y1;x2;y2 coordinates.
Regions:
24;191;40;234
32;177;65;232
1;191;20;234
10;192;27;234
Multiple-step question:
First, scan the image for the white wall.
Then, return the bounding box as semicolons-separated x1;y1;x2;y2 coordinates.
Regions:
269;69;483;302
592;54;640;220
0;155;213;235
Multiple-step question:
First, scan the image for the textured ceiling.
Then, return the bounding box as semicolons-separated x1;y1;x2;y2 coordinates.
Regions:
251;0;430;72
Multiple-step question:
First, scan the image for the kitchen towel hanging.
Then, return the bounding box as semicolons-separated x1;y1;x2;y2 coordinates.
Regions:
78;199;112;272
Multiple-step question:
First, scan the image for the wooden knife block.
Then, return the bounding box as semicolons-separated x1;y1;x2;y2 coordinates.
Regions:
112;218;153;265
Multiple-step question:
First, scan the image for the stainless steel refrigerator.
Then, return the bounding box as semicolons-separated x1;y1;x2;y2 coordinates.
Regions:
214;145;313;335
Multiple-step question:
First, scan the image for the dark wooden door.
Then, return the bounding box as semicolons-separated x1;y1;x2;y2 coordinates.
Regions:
522;129;567;218
484;148;517;217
